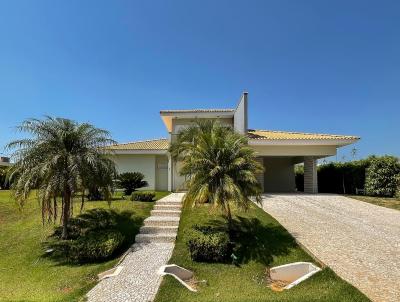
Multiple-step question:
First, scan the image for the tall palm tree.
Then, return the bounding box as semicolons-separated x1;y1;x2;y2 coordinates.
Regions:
169;120;263;230
7;117;116;239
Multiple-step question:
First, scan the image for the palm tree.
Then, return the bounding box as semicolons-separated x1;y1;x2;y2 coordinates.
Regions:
7;117;116;239
169;120;263;231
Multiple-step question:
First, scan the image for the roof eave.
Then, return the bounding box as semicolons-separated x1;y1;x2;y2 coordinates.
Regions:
160;110;235;132
106;149;168;155
248;138;360;146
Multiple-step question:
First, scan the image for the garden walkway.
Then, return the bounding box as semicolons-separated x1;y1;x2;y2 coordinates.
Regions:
87;193;184;302
260;193;400;302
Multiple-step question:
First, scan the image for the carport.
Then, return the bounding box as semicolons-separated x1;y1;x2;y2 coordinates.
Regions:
255;156;318;193
247;130;358;194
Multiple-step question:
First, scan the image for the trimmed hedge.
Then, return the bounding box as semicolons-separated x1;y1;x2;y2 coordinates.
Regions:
296;161;368;194
295;156;400;196
318;160;370;194
186;225;230;263
51;230;124;262
47;209;126;263
131;192;155;202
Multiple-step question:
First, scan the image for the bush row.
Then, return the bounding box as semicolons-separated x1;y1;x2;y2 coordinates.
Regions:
50;230;124;262
295;156;400;197
47;209;127;263
131;192;155;202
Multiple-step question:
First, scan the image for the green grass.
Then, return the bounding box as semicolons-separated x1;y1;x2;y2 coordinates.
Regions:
155;202;370;302
346;195;400;211
0;190;169;302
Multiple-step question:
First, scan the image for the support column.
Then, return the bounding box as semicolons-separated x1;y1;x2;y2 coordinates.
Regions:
304;156;318;193
255;157;265;193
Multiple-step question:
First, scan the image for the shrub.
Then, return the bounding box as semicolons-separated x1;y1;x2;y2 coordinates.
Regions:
186;225;230;262
0;166;10;190
51;230;124;262
116;172;148;195
131;192;155;202
365;156;400;197
87;186;105;201
47;209;127;262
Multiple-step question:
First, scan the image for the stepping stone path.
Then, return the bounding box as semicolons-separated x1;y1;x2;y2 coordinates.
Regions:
87;193;184;302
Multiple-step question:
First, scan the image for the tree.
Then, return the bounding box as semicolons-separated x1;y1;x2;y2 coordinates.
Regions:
7;117;116;239
169;120;263;232
116;172;148;195
365;156;400;197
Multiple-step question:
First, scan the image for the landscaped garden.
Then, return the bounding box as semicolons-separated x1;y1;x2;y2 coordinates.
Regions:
0;116;391;301
0;189;168;301
154;201;370;302
0;116;170;301
153;120;370;302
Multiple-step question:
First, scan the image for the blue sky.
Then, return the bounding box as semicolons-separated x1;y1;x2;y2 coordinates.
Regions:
0;0;399;160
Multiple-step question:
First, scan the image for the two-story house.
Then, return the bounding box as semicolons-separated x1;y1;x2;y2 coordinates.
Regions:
107;92;359;193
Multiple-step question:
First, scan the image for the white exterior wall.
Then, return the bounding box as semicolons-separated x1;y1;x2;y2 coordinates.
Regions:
155;155;169;191
111;154;157;190
172;160;186;191
233;92;248;134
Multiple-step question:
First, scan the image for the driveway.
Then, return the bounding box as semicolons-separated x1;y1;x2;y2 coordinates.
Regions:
260;194;400;302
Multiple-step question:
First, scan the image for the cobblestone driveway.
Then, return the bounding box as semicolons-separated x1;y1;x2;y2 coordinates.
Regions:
261;194;400;302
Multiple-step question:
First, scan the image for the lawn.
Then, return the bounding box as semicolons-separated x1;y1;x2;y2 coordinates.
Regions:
155;202;370;302
0;190;169;302
347;195;400;211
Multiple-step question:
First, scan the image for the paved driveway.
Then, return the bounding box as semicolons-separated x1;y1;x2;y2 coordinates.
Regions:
260;194;400;302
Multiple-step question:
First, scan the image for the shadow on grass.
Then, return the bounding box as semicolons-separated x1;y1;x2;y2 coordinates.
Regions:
206;216;296;266
43;208;146;266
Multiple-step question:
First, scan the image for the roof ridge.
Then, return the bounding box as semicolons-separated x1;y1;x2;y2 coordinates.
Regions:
111;138;168;146
247;129;359;138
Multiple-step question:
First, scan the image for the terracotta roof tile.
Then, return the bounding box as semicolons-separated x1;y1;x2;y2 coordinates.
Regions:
107;129;359;151
247;129;359;140
106;138;169;150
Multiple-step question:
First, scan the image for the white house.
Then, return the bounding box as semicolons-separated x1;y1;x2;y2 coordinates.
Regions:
107;92;359;193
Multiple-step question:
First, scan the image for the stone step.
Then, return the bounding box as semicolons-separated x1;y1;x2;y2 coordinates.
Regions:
135;233;176;243
153;204;182;211
156;200;182;206
151;210;181;217
140;225;179;234
144;216;180;227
